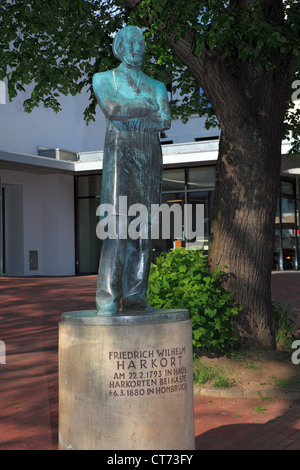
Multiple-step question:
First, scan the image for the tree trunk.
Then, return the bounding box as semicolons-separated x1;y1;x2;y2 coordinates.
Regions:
163;29;293;350
166;32;286;349
123;0;297;349
208;124;282;349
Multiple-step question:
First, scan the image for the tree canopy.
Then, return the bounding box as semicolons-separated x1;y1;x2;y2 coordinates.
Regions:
0;0;299;150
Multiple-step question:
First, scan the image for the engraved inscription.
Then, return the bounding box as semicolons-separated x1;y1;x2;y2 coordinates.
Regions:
108;347;188;397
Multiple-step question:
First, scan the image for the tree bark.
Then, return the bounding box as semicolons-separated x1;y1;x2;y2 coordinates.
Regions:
208;127;281;349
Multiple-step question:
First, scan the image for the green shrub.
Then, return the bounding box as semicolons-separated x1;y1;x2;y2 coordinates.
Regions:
147;248;241;354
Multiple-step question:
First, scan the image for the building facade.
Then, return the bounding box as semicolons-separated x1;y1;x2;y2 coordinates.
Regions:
0;82;299;276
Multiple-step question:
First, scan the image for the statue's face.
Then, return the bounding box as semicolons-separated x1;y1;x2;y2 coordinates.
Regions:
120;29;145;67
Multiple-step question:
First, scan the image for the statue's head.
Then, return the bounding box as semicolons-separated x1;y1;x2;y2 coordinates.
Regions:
112;26;145;67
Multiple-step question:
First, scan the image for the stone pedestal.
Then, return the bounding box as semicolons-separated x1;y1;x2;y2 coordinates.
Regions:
58;309;195;450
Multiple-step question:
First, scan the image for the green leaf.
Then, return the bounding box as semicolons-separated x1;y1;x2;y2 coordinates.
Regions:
147;248;241;354
179;265;187;273
194;38;205;57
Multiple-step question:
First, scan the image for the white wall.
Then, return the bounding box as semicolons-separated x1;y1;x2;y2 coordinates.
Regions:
41;174;75;276
0;81;106;155
0;79;220;156
4;183;24;276
1;169;75;276
164;116;220;144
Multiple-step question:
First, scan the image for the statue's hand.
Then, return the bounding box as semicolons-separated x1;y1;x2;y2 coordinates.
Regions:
145;98;159;114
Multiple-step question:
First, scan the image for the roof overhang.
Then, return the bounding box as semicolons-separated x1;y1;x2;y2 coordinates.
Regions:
0;139;298;176
0;149;75;175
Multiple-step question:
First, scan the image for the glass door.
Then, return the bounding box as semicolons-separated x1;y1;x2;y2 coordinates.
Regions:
281;196;299;270
75;175;102;274
275;178;299;271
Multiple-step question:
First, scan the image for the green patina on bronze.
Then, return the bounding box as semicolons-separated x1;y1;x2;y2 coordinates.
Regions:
93;26;171;315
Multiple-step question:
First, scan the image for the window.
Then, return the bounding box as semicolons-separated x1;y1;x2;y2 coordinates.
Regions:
75;175;102;274
75;167;217;272
274;177;299;271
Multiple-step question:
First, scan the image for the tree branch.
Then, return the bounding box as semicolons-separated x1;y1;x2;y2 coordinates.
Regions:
122;0;295;140
123;0;142;8
167;31;256;137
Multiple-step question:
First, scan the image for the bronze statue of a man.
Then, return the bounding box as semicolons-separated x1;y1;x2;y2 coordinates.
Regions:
93;25;171;315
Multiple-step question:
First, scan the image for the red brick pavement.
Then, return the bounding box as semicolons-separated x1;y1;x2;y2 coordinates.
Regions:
0;273;299;451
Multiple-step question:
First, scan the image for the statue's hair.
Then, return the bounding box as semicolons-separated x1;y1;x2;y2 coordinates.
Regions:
112;26;144;60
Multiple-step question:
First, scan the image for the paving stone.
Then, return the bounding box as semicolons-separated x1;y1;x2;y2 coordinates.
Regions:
0;274;299;450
